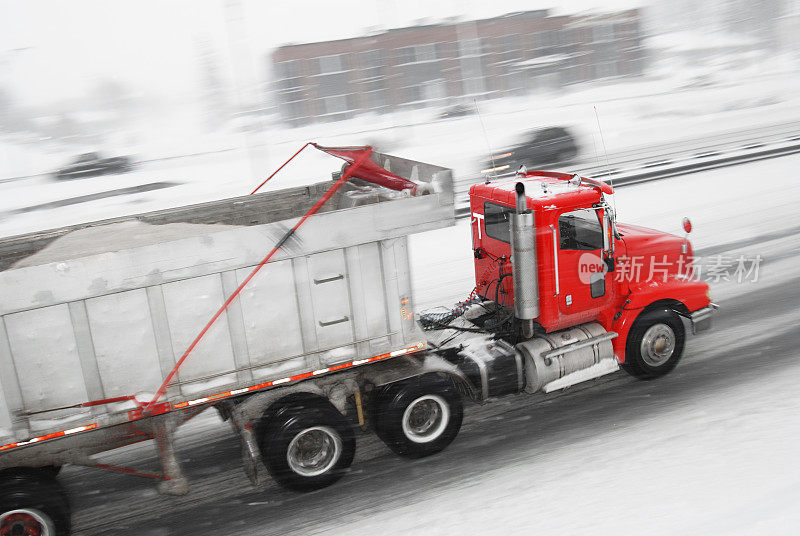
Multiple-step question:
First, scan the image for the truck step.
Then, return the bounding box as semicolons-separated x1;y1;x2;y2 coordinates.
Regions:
542;358;619;393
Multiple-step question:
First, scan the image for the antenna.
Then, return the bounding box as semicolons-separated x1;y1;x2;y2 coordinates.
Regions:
474;98;496;183
593;105;617;214
591;133;601;169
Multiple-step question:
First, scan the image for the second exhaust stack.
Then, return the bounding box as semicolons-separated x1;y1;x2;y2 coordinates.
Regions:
511;182;539;339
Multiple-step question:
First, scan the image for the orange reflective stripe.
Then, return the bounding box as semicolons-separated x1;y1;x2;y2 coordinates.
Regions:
0;424;97;453
171;342;426;410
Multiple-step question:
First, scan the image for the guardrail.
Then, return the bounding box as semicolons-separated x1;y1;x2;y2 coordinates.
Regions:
454;133;800;217
573;120;800;178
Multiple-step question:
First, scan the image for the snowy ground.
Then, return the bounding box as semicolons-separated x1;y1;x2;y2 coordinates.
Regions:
55;153;800;535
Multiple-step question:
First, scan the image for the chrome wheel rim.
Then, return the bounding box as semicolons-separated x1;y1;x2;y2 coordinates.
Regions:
640;323;676;367
286;426;342;477
402;394;450;444
0;509;54;536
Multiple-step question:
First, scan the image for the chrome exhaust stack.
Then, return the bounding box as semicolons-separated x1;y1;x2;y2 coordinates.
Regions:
510;182;539;339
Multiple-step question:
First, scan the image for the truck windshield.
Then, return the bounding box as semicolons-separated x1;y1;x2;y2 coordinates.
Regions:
559;209;603;250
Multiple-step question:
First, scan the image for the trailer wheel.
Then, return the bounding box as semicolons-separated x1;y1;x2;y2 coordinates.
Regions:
623;308;685;379
0;470;70;536
260;403;355;492
373;375;463;458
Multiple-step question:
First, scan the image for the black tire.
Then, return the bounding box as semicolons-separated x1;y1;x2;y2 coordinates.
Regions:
259;402;355;492
623;308;685;379
373;375;463;458
0;469;71;536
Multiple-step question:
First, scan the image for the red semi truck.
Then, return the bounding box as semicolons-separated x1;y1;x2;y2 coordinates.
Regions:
0;147;715;535
467;171;715;380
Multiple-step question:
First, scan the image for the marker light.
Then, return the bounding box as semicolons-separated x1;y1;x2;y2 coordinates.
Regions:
481;165;510;174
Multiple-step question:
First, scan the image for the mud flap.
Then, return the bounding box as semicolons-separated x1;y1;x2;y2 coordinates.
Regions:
237;419;264;486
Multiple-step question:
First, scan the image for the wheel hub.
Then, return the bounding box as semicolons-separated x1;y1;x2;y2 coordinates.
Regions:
409;400;439;431
286;426;342;477
640;323;676;367
402;394;450;444
0;510;51;536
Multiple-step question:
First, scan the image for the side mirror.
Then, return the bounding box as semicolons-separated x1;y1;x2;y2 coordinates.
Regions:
601;210;614;255
682;217;692;234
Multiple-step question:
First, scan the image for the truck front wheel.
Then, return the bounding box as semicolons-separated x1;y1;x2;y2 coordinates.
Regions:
0;469;70;536
373;375;463;458
623;308;685;379
259;403;355;492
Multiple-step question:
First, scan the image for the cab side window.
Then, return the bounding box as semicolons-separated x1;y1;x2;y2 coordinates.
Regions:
559;209;603;250
484;202;512;243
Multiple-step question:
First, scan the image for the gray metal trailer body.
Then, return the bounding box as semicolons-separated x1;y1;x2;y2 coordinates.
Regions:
0;151;454;471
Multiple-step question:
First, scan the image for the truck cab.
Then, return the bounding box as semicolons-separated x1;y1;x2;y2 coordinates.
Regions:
469;170;715;375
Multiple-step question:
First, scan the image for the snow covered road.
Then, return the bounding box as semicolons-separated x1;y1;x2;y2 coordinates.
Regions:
58;153;800;536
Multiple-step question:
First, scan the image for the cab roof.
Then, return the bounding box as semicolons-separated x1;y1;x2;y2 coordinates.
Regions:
469;171;612;211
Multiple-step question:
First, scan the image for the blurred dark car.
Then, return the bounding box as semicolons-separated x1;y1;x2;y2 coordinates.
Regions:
438;104;474;120
53;152;135;180
481;126;579;177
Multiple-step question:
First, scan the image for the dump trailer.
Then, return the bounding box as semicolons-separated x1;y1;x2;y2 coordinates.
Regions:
0;146;716;536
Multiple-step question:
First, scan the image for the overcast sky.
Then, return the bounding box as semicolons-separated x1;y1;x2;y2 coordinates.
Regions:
0;0;642;106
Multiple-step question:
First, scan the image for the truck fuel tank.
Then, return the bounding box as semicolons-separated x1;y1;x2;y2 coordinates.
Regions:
516;323;617;393
454;338;522;400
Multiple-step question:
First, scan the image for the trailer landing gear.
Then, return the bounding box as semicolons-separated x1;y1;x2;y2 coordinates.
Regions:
153;419;189;496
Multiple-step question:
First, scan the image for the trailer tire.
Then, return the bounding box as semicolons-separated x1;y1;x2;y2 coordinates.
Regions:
623;308;685;379
260;403;355;492
0;469;70;536
373;375;463;458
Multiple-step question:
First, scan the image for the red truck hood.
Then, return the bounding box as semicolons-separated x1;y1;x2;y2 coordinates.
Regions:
616;222;689;283
616;222;684;256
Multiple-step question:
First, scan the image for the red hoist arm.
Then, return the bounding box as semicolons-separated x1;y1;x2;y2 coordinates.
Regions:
312;143;419;194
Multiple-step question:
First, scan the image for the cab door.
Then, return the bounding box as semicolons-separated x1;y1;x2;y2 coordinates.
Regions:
555;207;613;325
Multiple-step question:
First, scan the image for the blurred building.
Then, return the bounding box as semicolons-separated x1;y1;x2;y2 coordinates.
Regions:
271;9;645;125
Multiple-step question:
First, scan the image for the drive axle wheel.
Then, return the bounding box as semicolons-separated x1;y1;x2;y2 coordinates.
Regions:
402;394;450;443
259;402;355;492
623;308;685;379
373;375;463;458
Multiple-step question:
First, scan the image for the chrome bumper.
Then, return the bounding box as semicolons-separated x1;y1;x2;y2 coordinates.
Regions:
690;303;718;335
